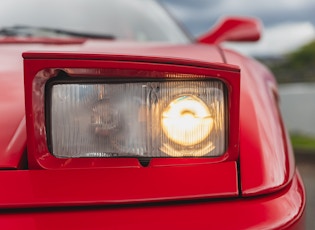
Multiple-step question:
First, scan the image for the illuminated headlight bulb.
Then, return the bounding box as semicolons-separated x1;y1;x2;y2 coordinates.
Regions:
161;95;213;146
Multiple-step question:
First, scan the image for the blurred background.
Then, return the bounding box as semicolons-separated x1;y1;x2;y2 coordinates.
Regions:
158;0;315;229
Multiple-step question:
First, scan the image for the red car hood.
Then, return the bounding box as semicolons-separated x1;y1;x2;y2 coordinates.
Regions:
0;39;225;169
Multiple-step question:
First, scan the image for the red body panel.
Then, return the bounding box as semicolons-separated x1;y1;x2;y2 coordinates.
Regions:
0;45;26;169
0;172;305;230
0;43;84;169
223;49;295;196
0;35;305;228
0;162;238;208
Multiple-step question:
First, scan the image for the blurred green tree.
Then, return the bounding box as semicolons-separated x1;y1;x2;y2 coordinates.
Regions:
261;40;315;83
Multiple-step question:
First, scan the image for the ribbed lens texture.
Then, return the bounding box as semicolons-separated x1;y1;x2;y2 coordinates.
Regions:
50;81;225;158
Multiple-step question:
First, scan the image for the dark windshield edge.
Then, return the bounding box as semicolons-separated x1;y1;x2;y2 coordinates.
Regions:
0;0;190;43
158;1;194;43
0;25;116;39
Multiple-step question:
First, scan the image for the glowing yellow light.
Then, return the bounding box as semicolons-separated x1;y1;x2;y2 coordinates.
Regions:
161;95;213;146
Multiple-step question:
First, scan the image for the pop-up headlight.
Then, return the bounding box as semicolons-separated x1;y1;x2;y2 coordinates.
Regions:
48;79;226;158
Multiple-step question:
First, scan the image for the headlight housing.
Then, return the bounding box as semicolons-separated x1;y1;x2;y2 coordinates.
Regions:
47;79;226;158
24;54;240;169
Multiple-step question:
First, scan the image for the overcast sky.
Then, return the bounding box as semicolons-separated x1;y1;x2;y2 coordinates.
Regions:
159;0;315;56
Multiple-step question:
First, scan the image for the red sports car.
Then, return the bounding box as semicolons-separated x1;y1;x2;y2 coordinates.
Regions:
0;0;305;229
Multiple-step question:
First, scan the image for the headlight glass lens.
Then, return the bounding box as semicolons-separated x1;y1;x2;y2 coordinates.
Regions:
48;80;226;158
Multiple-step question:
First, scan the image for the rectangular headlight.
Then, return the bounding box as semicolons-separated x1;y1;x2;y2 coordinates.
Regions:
48;80;226;158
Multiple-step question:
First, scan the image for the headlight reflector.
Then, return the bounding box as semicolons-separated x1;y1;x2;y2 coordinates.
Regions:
161;95;213;146
48;80;226;158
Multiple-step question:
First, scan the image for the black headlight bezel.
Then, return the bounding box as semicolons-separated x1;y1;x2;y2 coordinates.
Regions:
45;70;229;162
